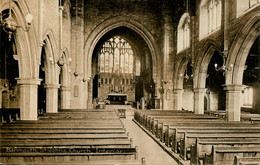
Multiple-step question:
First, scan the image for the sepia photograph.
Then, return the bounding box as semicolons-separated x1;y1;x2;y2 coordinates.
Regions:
0;0;259;164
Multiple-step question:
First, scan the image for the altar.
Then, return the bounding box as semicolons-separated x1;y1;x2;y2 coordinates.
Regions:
107;93;127;105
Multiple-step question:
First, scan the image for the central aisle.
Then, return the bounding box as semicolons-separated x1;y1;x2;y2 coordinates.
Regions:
120;108;177;165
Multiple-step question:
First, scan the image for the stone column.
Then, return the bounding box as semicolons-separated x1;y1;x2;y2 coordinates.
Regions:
45;84;60;113
224;85;243;121
253;85;260;114
60;86;71;109
173;88;183;110
193;88;206;114
17;78;41;120
87;80;93;109
0;90;2;109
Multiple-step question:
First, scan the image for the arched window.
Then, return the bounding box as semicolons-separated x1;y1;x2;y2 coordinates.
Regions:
177;13;190;53
98;36;134;74
237;0;259;17
199;0;221;40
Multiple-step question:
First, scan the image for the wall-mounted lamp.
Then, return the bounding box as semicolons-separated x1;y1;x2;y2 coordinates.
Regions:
214;51;233;75
184;65;193;81
1;6;33;41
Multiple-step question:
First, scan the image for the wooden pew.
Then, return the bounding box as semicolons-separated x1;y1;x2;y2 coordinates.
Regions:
204;146;260;165
190;138;260;165
0;108;20;123
0;139;133;148
134;110;191;125
156;120;253;143
1;123;124;129
0;147;138;164
139;113;220;133
146;115;219;131
167;126;260;152
180;132;260;160
155;119;230;141
0;109;141;164
234;156;260;165
241;114;260;121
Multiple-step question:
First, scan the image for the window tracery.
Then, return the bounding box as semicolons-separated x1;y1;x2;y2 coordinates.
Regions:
177;13;190;53
99;36;134;74
199;0;221;39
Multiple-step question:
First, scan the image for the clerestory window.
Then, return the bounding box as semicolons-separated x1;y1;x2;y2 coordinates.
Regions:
199;0;221;40
177;13;190;53
237;0;259;17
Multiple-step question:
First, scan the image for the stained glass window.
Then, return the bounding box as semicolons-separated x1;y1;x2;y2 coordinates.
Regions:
98;36;134;74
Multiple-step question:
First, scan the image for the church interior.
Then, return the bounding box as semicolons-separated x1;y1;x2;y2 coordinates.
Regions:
0;0;259;164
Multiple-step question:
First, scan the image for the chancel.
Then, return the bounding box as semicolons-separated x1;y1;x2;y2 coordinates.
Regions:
0;0;259;164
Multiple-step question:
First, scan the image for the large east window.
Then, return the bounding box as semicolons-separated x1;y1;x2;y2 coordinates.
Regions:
199;0;221;39
99;36;134;74
177;13;190;53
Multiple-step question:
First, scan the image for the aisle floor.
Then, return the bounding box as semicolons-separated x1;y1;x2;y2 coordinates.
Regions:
120;109;177;165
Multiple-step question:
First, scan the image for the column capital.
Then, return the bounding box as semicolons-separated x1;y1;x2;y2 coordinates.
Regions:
44;83;60;89
193;88;206;93
16;78;42;85
223;84;244;91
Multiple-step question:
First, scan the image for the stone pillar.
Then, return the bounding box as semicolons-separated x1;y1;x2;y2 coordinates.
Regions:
60;86;71;109
193;88;206;114
0;90;2;109
45;84;60;113
224;85;243;121
87;80;93;109
253;85;260;114
17;78;41;120
162;83;174;110
173;89;183;110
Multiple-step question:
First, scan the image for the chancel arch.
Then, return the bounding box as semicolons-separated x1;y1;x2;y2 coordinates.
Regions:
84;15;161;84
90;26;154;108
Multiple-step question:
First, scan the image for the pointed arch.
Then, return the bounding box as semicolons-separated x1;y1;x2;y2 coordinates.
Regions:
1;0;38;79
174;56;189;89
226;15;260;85
194;39;222;88
83;15;160;82
41;31;59;85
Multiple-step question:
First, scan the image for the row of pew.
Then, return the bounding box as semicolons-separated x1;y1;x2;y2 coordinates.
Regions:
134;109;260;165
0;109;145;164
204;110;260;123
